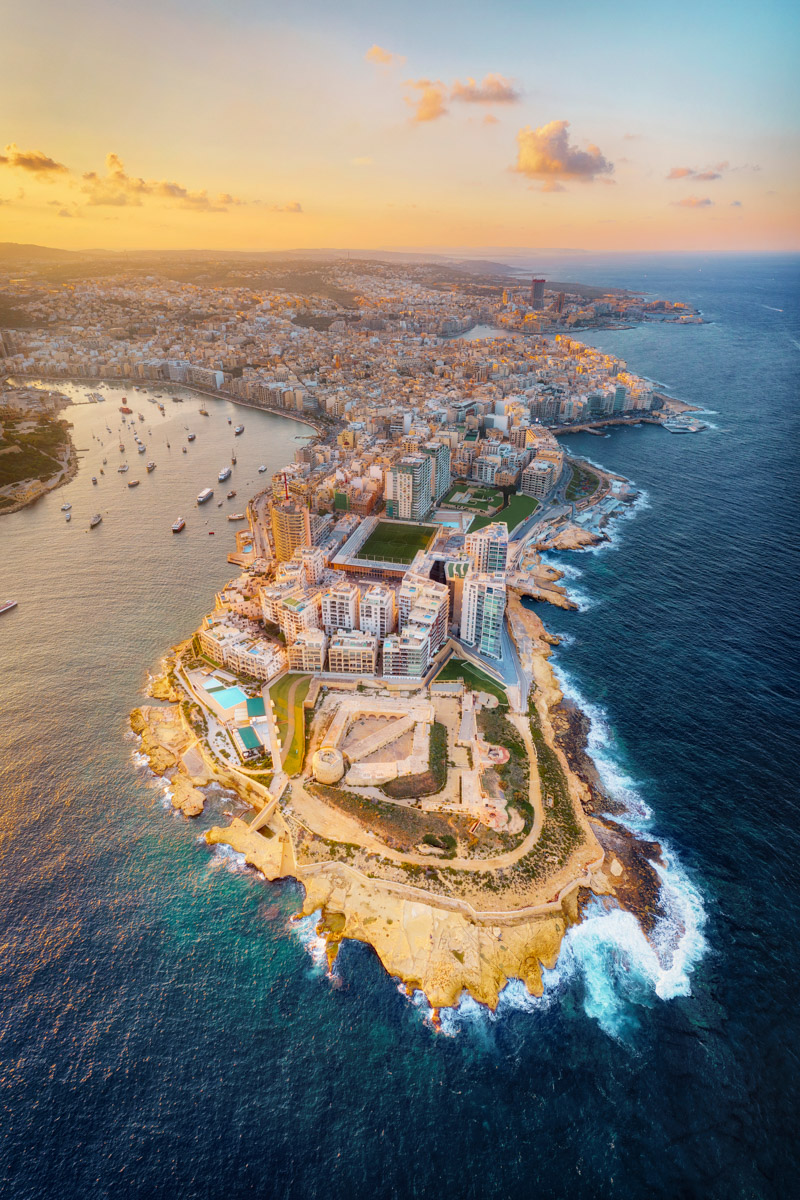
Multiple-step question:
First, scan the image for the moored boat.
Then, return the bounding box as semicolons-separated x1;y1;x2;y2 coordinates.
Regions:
128;479;140;488
0;601;18;615
197;488;214;504
146;461;156;472
227;512;246;521
234;424;244;435
226;489;236;499
89;514;102;528
172;517;186;533
218;466;232;482
187;432;196;442
61;503;71;511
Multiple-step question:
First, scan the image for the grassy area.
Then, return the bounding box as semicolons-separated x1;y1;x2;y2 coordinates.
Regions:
269;672;312;775
0;417;71;488
566;462;600;502
468;493;539;534
434;657;508;707
442;482;503;512
510;706;584;883
355;520;436;564
382;720;448;800
310;782;474;854
478;708;532;833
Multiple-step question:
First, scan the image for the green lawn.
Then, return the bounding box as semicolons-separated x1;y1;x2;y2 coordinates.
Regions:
355;520;436;564
468;493;539;534
442;483;503;512
566;463;600;502
434;657;508;707
269;672;312;775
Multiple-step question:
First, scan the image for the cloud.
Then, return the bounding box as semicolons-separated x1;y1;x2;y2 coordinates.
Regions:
406;79;448;123
731;200;743;207
365;44;404;67
514;120;613;181
80;153;241;212
623;133;642;141
673;195;714;208
58;209;73;218
269;201;303;213
667;161;728;181
1;143;69;175
450;73;520;104
540;180;566;193
483;114;499;126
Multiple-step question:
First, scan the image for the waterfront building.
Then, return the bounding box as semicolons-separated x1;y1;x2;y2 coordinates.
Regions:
287;629;327;673
198;616;286;682
321;581;360;635
359;583;397;638
292;544;326;586
271;500;311;562
327;629;379;675
465;522;509;575
384;455;433;521
460;572;506;660
520;460;557;499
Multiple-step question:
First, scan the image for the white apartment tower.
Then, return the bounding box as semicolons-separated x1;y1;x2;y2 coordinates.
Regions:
465;522;509;574
384;455;433;521
461;572;506;661
359;584;397;639
321;581;360;635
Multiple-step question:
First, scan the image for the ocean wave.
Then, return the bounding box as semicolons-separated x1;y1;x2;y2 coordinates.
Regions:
291;908;330;974
551;662;653;824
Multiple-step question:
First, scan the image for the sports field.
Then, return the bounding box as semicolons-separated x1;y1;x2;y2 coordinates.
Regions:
355;520;436;564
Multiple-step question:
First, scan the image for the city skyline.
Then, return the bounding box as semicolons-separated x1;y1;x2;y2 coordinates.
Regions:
2;0;798;253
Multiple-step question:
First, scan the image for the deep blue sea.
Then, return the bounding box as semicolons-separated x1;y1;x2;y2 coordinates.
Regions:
1;255;799;1199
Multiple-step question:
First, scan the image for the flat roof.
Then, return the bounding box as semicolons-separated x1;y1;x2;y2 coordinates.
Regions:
238;726;261;750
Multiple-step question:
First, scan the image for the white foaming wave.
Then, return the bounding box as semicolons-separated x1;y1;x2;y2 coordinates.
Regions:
542;555;583;580
291;908;329;972
207;843;251;874
552;662;653;823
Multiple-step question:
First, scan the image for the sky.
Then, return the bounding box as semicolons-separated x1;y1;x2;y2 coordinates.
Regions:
1;0;798;253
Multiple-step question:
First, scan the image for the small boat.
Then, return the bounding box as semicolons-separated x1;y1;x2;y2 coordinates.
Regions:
217;500;223;507
187;433;196;442
199;407;209;416
100;469;104;475
228;513;246;521
172;518;186;533
89;514;102;528
166;441;170;448
197;488;214;504
258;464;267;473
118;464;129;473
92;476;98;485
208;530;215;536
226;490;236;499
0;601;18;615
218;466;232;482
231;452;236;465
119;443;125;452
119;405;132;414
182;446;187;454
65;513;71;522
146;461;156;472
234;424;244;435
128;480;140;488
227;418;232;425
138;444;146;454
138;413;145;422
102;457;107;465
61;503;72;511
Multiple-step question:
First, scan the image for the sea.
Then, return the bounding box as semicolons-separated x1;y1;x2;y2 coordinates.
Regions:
0;254;798;1199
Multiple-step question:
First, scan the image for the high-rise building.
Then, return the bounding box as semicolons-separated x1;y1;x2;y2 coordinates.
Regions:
398;574;449;654
359;584;397;638
461;572;506;660
321;581;360;634
271;500;311;562
420;441;452;505
465;522;509;574
382;626;431;678
384;455;433;521
520;460;556;499
287;629;327;673
277;590;322;645
530;278;546;310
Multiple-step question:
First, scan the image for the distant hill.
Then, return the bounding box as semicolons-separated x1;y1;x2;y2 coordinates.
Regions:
0;242;84;263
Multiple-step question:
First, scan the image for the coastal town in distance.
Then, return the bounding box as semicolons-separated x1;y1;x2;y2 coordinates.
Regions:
0;251;707;1011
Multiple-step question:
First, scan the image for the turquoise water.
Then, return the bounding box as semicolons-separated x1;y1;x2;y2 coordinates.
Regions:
1;255;799;1197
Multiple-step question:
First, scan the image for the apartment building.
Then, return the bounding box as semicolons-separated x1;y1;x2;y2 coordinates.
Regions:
287;629;327;673
321;580;360;635
382;625;431;678
359;583;397;638
327;630;378;675
465;522;509;574
460;572;506;661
